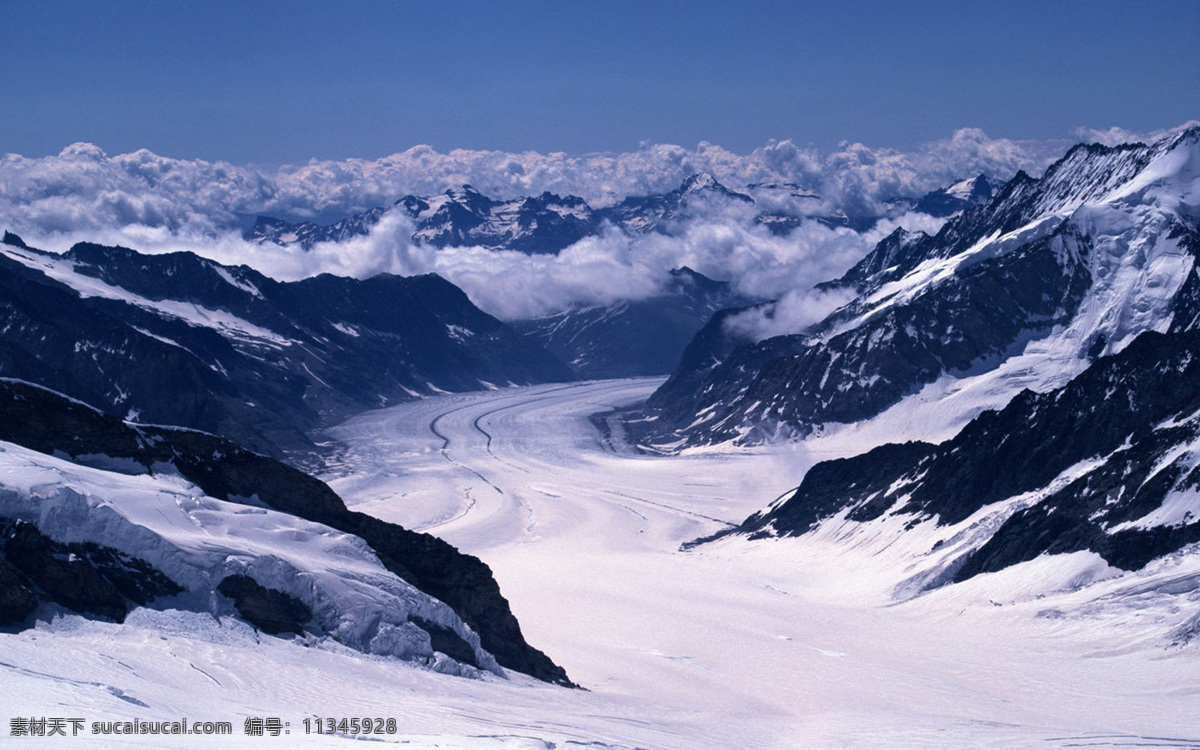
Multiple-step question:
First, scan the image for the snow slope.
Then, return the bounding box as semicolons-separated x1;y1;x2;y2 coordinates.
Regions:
0;441;500;677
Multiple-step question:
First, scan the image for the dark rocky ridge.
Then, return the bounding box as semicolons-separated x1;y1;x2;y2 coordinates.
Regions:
512;267;757;379
216;575;313;636
0;234;573;457
633;216;1093;446
913;174;995;218
709;329;1200;583
0;517;183;626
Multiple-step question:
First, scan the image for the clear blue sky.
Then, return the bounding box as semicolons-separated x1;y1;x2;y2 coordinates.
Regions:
2;0;1196;163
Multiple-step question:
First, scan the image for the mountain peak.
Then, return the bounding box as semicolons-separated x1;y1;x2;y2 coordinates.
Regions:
675;172;754;206
915;174;994;217
681;172;720;192
445;184;485;199
946;174;993;203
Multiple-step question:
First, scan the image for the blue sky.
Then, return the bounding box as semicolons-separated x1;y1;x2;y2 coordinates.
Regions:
2;0;1196;163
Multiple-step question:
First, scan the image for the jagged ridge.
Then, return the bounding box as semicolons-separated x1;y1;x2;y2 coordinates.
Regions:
709;328;1200;586
623;127;1200;451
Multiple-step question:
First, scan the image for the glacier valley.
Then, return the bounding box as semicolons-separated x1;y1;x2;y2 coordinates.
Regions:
5;379;1196;748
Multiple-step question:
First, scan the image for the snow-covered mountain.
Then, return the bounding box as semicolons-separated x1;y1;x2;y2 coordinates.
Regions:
511;267;757;378
0;378;573;684
404;187;599;254
0;234;573;455
251;187;602;254
6;126;1200;745
246;173;861;253
913;174;995;217
622;126;1200;451
594;172;755;233
701;326;1200;605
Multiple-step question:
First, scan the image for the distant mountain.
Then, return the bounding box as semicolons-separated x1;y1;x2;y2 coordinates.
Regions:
0;378;573;685
701;328;1200;595
249;187;599;254
249;177;771;381
621;126;1200;451
914;174;994;217
405;187;599;254
511;267;757;379
248;173;849;252
593;172;754;234
249;206;388;248
0;235;573;456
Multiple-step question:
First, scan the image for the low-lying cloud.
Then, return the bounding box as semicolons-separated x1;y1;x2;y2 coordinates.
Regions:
723;287;858;344
1;126;1116;239
3;124;1192;325
21;204;891;322
718;212;948;343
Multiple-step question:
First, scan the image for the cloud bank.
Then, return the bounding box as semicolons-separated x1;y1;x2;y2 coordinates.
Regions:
14;200;945;324
2;124;1191;324
1;127;1094;238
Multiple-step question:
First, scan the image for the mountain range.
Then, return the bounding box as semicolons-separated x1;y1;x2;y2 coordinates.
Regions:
3;124;1197;709
697;328;1200;595
654;125;1200;594
621;126;1200;452
246;171;989;254
248;173;755;253
0;233;573;456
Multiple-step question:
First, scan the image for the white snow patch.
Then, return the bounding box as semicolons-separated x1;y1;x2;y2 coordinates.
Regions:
211;265;263;299
0;243;295;347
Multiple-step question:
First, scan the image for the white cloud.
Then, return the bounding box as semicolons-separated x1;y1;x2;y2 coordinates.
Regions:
723;286;858;343
1071;121;1200;148
0;126;1104;240
16;201;879;322
2;124;1188;324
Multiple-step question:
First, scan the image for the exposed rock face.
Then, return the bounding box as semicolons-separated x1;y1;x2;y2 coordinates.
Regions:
217;575;313;636
0;517;182;626
512;267;757;378
0;556;39;625
914;174;994;218
708;329;1200;584
0;235;573;457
